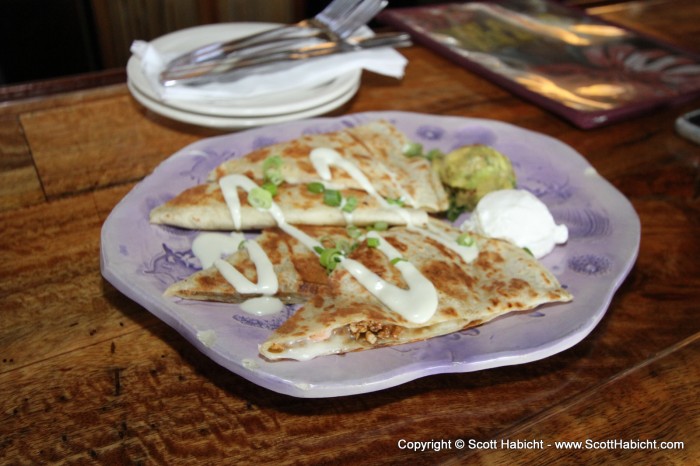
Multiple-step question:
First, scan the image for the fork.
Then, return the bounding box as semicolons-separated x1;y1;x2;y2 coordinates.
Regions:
160;32;412;87
166;0;388;69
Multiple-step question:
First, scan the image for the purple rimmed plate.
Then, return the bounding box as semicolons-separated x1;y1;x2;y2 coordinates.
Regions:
100;111;640;398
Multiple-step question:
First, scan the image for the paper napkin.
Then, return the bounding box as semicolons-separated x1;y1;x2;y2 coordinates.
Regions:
130;30;407;102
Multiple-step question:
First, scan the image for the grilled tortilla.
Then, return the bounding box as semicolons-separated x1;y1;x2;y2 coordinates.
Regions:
209;120;448;212
259;222;572;361
149;183;429;230
151;121;447;230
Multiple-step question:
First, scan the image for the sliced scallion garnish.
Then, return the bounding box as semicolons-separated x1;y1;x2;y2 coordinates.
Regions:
317;247;344;273
307;182;325;194
323;189;342;207
457;233;475;247
342;195;358;213
402;142;423;157
261;181;278;197
248;187;273;210
262;155;284;189
347;225;363;239
385;197;405;207
371;221;389;232
262;154;283;170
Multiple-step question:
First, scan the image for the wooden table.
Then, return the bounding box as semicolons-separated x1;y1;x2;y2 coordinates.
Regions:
2;0;698;463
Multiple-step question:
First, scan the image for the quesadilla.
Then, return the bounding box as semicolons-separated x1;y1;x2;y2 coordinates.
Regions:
150;120;447;230
164;215;572;361
208;120;448;213
259;221;572;361
149;183;429;230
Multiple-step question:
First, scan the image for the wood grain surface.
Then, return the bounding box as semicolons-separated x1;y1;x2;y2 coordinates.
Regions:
1;1;699;464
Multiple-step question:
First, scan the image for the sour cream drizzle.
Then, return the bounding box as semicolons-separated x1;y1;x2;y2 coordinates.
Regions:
213;239;278;295
195;177;290;314
343;231;438;324
240;296;284;315
219;174;258;230
192;232;241;269
310;148;390;208
218;174;322;251
310;147;420;227
191;231;281;309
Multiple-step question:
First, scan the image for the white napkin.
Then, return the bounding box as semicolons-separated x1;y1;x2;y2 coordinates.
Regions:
130;31;407;102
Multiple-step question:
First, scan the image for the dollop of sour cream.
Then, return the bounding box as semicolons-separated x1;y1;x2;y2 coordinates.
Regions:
463;189;568;259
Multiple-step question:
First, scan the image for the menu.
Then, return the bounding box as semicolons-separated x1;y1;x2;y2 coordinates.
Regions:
378;0;700;128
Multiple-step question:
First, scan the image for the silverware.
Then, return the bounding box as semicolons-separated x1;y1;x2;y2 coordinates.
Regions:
160;32;412;87
166;0;388;69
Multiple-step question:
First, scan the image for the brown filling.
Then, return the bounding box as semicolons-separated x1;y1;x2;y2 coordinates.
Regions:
349;320;402;345
266;321;403;355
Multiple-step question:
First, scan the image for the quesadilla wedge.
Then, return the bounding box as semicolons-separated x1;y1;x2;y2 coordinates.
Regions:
259;221;572;361
149;182;429;231
208;120;449;213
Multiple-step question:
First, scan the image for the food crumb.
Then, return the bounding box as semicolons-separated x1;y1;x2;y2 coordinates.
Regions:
196;329;216;347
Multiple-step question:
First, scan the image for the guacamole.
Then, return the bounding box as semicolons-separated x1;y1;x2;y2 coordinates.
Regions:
434;145;517;215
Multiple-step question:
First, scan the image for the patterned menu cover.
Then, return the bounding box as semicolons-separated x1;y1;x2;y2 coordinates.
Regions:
378;0;700;128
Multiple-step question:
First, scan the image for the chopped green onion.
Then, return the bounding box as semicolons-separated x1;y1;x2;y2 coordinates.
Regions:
347;225;363;239
307;182;325;194
237;240;248;251
313;246;324;255
264;169;284;186
366;237;380;248
338;239;360;255
402;142;444;161
425;148;444;161
457;233;475;247
262;155;285;187
523;247;534;256
261;181;278;197
335;239;353;255
385;197;405;207
402;142;423;157
390;257;406;266
323;189;342;207
262;154;283;171
342;195;358;213
248;187;272;210
371;221;389;231
318;247;344;273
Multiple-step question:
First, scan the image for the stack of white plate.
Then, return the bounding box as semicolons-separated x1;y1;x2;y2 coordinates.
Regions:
126;23;361;130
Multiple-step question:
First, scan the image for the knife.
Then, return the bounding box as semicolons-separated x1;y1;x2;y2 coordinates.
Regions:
159;32;412;87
